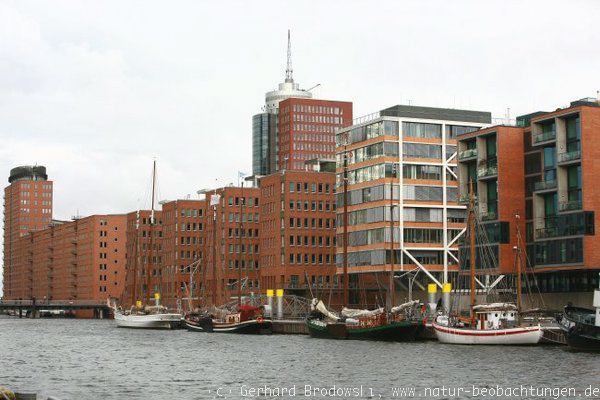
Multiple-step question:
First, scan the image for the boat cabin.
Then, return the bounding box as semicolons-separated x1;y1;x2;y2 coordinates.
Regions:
473;303;518;330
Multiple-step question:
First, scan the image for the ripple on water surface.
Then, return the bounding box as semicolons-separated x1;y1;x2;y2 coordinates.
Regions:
1;318;599;400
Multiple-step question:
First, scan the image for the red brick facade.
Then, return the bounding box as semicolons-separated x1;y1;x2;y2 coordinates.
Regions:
258;170;342;306
278;98;352;171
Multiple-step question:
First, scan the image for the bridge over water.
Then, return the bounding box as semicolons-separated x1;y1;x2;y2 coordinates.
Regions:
0;299;110;318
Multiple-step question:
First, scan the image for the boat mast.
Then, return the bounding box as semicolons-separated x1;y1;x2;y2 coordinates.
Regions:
468;180;476;324
238;182;244;307
343;140;349;308
389;175;395;310
515;213;523;316
211;189;218;306
131;210;140;307
148;159;157;305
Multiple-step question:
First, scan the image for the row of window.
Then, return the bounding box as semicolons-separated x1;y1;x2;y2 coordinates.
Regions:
227;213;260;223
288;217;335;229
342;227;463;246
293;114;342;124
227;197;259;207
291;104;344;115
288;181;332;195
289;253;333;265
288;235;335;247
337;249;452;267
288;200;335;212
337;206;462;226
228;244;260;254
337;121;479;146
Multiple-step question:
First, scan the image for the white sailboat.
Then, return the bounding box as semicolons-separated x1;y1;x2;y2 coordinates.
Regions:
110;160;182;329
433;183;542;345
111;299;182;329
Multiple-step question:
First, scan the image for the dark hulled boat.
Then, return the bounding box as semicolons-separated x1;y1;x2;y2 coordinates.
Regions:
185;305;272;334
306;300;423;341
306;315;420;341
561;306;600;351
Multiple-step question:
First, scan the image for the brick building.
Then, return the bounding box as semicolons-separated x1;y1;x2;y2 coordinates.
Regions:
121;210;164;308
5;214;127;308
3;166;53;299
278;98;352;171
457;125;526;274
523;98;600;294
205;186;262;306
159;199;206;308
258;168;342;307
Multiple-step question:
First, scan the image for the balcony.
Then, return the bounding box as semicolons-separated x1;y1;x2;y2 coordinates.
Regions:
559;200;582;212
557;150;581;165
533;130;556;144
536;224;584;239
481;210;498;221
458;149;477;160
458;193;476;204
534;179;557;192
477;165;498;179
535;211;593;239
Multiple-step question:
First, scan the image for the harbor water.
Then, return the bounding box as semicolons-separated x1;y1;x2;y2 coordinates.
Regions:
1;317;599;400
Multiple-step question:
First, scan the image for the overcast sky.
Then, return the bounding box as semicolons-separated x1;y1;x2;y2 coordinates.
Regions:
1;0;599;294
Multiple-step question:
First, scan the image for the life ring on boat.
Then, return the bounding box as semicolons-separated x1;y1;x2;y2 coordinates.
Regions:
257;317;264;324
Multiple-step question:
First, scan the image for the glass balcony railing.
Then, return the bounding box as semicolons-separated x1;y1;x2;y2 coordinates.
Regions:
477;164;498;178
557;150;581;164
533;179;557;191
535;211;591;239
458;149;477;160
536;224;584;239
559;200;582;212
459;193;474;204
533;130;556;143
481;210;498;221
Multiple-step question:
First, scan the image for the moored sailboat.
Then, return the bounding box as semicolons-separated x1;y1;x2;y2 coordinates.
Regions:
432;183;542;345
110;160;182;329
306;144;423;341
183;181;272;334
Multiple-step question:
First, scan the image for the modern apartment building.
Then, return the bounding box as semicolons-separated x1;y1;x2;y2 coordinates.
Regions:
457;125;526;274
258;167;341;306
334;105;491;297
523;98;600;294
3;166;53;299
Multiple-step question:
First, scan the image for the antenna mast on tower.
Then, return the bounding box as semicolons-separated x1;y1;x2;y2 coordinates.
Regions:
285;29;293;83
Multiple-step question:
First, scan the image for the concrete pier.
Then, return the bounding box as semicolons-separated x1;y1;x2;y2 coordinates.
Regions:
272;320;308;335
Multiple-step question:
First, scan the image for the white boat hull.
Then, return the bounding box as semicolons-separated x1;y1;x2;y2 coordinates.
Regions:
433;323;543;345
114;311;182;329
